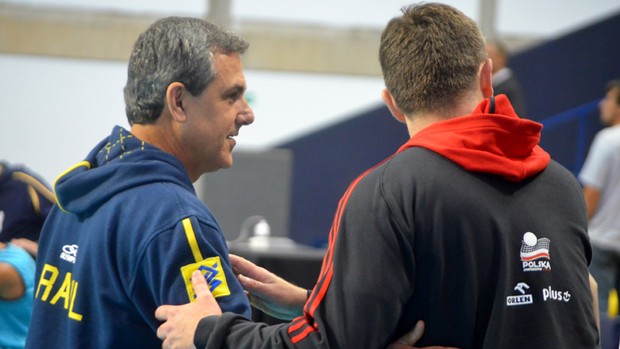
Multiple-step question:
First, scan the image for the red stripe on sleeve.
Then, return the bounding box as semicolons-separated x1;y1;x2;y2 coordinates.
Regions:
290;325;316;343
288;156;394;344
289;317;308;332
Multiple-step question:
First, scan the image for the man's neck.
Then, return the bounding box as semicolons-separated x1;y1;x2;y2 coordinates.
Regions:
405;115;445;136
405;94;484;137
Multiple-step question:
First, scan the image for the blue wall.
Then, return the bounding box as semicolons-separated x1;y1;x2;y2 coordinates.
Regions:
539;101;602;176
509;12;620;177
278;107;408;247
510;12;620;121
278;12;620;247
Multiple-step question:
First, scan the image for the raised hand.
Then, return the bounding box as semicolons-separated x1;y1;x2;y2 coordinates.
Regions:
230;254;307;320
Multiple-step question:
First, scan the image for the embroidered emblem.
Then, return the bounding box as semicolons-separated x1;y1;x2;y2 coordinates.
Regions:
181;256;230;301
520;232;551;272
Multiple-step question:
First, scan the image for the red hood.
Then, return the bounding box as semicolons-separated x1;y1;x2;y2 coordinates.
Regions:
398;95;550;181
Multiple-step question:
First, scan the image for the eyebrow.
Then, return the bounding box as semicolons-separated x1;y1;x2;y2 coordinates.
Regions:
221;84;246;100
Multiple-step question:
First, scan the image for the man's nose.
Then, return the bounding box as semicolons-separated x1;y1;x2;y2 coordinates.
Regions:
239;99;255;125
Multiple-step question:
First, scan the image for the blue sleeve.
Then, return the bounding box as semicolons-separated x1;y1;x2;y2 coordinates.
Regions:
128;215;251;332
13;165;55;215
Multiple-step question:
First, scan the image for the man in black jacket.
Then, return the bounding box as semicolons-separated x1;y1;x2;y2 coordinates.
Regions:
156;3;599;348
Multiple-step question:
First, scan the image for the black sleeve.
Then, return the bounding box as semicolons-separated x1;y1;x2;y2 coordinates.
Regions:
195;313;293;349
193;167;416;348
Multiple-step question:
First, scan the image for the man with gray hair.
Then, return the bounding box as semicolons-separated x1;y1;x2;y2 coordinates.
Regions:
25;17;254;348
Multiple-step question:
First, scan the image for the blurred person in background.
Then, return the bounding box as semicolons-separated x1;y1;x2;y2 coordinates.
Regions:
0;240;35;349
485;40;527;117
0;161;55;257
579;79;620;349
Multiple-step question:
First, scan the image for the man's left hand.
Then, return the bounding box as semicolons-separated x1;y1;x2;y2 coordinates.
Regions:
387;320;460;349
155;270;222;349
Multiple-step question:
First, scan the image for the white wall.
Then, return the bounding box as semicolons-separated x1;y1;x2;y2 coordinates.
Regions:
3;0;620;36
0;55;129;184
496;0;620;37
0;54;384;184
1;0;619;183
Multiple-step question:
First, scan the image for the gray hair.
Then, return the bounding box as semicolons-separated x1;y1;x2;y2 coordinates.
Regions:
124;17;249;125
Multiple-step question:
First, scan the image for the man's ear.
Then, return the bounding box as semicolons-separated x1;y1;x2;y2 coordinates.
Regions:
165;82;188;122
479;58;494;98
381;88;407;124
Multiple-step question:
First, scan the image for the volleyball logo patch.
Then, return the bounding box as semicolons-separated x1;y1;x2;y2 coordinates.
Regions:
520;232;551;272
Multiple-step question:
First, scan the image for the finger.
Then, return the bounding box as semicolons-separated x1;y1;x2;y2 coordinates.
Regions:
237;273;257;290
229;255;259;278
156;321;169;340
237;274;262;296
398;320;425;346
229;254;243;275
237;273;272;299
155;305;172;321
192;270;211;298
229;254;247;269
230;255;274;282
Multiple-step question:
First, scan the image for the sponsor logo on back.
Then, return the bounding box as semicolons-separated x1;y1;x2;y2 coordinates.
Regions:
507;282;533;306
